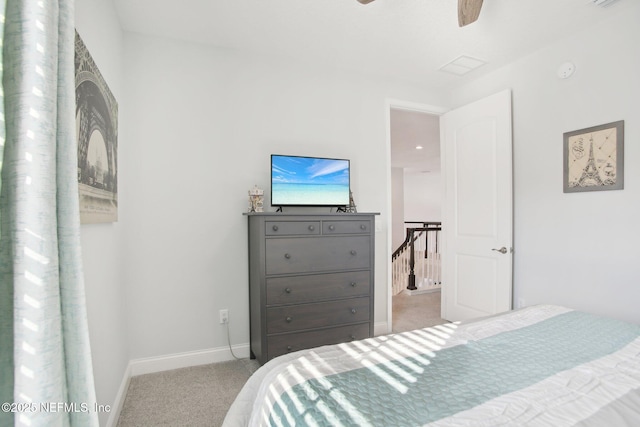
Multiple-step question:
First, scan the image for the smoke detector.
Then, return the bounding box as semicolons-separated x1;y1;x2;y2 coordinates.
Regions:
557;62;576;79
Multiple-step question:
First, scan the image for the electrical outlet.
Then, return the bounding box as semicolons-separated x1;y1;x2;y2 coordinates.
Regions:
219;309;229;324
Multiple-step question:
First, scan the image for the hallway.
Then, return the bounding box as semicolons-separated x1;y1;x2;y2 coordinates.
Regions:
392;291;447;334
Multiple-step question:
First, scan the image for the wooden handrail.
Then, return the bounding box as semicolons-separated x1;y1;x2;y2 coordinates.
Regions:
392;222;441;260
392;222;442;292
404;221;442;227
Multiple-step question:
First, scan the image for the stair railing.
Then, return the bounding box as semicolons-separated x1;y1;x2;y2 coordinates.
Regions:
392;222;442;295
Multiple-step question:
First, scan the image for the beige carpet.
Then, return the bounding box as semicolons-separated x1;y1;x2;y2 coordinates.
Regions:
117;291;445;426
392;290;447;333
117;358;259;427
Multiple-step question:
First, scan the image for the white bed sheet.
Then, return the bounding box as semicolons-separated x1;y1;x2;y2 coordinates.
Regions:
223;305;640;427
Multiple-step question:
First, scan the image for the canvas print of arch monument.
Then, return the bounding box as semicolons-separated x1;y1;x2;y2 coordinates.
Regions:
75;30;119;223
563;120;624;193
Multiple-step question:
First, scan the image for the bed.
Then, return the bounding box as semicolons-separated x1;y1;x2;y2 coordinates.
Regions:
223;305;640;426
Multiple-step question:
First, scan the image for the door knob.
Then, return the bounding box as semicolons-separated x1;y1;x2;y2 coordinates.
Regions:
492;247;508;254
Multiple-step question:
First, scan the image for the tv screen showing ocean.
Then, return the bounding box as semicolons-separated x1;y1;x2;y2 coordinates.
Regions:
272;183;349;206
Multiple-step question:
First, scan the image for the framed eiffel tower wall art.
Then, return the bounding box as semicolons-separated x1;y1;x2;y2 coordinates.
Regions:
563;120;624;193
75;30;119;223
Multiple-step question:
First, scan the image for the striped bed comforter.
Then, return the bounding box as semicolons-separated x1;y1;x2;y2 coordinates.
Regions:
223;305;640;426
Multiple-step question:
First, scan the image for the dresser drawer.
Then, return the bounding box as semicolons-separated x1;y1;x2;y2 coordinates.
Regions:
322;220;371;235
266;271;370;305
265;221;320;236
267;323;370;360
266;297;370;334
265;235;370;275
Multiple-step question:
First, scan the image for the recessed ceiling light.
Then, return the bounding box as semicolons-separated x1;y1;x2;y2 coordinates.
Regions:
416;145;423;150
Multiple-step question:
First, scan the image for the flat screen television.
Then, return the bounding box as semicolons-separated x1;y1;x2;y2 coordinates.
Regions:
271;154;350;207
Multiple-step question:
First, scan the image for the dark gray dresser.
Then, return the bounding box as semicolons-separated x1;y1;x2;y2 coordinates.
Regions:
246;212;377;364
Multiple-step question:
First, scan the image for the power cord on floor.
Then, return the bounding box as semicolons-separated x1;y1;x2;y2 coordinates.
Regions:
225;317;242;360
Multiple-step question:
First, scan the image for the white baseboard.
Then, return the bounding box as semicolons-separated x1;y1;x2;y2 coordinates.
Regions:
105;343;250;426
374;321;390;336
403;287;441;296
129;343;251;377
107;325;397;425
105;362;131;427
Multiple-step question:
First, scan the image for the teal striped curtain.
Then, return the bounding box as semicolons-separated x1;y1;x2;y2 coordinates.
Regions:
1;1;99;426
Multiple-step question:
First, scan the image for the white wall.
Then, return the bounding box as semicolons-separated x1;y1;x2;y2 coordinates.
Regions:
75;1;128;425
121;33;448;359
71;3;640;422
391;167;405;251
392;169;442;253
449;2;640;324
403;170;442;223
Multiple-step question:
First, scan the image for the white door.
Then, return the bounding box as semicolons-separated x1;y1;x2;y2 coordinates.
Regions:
440;90;513;322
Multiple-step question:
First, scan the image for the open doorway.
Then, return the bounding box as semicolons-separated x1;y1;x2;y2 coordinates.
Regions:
387;101;447;333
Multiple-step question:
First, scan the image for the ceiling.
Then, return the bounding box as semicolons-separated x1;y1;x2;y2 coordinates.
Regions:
114;0;625;170
390;109;440;173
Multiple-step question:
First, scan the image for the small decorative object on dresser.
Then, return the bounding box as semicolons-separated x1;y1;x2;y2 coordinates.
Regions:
336;191;357;213
347;190;357;212
248;185;264;212
245;212;378;364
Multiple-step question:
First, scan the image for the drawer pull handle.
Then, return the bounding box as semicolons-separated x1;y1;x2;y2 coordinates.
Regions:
287;345;293;352
350;250;357;256
308;225;315;231
351;308;357;314
285;287;292;293
286;316;293;323
329;225;335;231
360;224;366;230
350;282;357;287
272;225;279;231
284;253;291;259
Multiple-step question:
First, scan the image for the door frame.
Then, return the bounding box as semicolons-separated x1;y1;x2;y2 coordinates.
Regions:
384;99;448;333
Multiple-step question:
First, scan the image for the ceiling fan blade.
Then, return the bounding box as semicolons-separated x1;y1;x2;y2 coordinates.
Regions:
356;0;376;4
458;0;483;27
